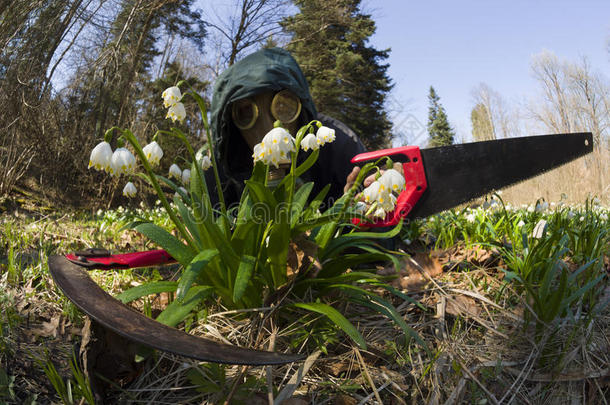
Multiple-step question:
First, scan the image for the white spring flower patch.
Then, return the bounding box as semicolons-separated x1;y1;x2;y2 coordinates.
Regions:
123;182;137;198
169;164;182;180
88;141;113;172
142;141;163;166
162;86;182;108
109;147;136;176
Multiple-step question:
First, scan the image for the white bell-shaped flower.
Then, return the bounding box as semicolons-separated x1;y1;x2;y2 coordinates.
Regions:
142;141;163;166
109;147;136;176
175;186;188;199
362;181;386;203
166;102;186;123
377;189;396;212
181;169;191;185
201;155;212;171
379;169;405;193
253;127;296;168
316;126;335;146
162;86;182;108
123;182;137;198
169;164;182;180
88;141;113;172
301;133;319;151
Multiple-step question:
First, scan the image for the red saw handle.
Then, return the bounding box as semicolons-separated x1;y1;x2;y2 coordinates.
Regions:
351;146;427;227
66;248;175;269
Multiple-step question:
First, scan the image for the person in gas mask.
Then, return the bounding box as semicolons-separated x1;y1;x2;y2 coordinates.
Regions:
208;47;366;209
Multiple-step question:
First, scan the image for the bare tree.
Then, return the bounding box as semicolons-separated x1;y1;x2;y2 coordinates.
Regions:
470;82;521;141
202;0;292;69
529;51;609;195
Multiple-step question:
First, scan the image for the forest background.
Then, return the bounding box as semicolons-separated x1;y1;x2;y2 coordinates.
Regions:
1;0;608;210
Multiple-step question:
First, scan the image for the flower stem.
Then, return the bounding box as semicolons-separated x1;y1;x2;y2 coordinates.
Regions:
121;129;197;249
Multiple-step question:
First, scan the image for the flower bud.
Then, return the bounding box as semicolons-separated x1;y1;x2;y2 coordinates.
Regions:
169;164;182;180
122;182;137;198
181;169;191;185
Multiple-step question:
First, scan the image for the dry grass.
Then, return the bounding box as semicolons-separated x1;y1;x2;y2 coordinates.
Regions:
501;148;609;206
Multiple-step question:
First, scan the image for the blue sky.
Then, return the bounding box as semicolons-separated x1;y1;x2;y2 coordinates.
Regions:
366;0;610;144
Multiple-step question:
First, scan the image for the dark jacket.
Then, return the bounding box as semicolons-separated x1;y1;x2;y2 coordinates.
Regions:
207;48;366;209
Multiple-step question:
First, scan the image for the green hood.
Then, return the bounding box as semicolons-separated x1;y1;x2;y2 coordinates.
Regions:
210;48;317;172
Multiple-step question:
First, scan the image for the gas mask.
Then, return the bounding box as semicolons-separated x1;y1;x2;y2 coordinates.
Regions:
231;90;302;149
231;90;302;184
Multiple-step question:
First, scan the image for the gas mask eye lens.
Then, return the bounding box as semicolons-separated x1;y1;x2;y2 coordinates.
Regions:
271;90;301;124
232;98;259;130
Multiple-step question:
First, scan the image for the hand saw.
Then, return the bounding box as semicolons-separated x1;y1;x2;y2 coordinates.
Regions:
48;132;593;365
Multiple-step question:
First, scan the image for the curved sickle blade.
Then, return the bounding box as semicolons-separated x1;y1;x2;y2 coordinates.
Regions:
49;256;302;365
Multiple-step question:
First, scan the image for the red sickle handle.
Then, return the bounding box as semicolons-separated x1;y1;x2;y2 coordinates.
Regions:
351;146;427;227
66;249;175;269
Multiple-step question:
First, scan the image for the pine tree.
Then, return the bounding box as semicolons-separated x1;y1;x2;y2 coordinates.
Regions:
281;0;393;149
427;86;455;147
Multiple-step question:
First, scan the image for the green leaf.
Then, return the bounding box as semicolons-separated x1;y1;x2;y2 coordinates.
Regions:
134;222;195;266
173;195;202;249
293;302;366;349
290;182;314;228
177;249;219;302
116;281;178;304
156;286;214;328
266;221;290;288
245;179;278;210
233;255;256;302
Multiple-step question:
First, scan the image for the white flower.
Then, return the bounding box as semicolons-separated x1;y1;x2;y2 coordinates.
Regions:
531;219;547;239
169;164;182;180
379;169;405;193
122;182;137;198
109;147;136;176
465;213;476;223
142;141;163;166
162;86;182;108
301;133;319;151
253;127;295;168
579;216;585;222
88;141;113;172
166;102;186;123
567;210;575;219
373;206;388;218
535;201;549;212
201;155;212;171
181;169;191;185
362;181;386;203
600;213;608;221
517;220;525;227
378;192;397;212
316;126;335;146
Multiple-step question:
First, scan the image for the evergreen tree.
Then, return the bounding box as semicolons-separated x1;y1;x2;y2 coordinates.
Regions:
427;86;455;147
281;0;393;149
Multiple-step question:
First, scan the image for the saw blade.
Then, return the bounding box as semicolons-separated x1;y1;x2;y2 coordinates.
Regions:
408;132;593;218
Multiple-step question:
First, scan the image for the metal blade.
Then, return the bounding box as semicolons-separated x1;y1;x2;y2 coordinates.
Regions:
49;256;303;365
408;132;593;219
